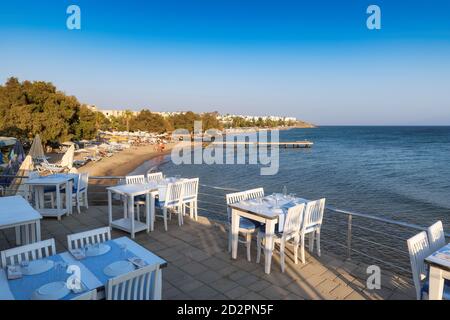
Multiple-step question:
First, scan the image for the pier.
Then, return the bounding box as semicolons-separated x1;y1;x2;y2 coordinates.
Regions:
211;140;313;148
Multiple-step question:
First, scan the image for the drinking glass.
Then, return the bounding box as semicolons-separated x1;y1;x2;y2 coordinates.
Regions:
20;260;29;274
119;243;128;260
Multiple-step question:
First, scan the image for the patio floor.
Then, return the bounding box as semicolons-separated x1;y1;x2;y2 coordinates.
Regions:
0;206;416;300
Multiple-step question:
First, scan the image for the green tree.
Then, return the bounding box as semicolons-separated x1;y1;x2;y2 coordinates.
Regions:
0;77;79;144
131;109;169;133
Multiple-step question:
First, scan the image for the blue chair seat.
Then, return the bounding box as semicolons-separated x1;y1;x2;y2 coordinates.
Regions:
61;187;85;194
258;223;282;236
421;278;450;300
229;217;260;230
43;186;56;193
155;199;165;208
135;194;147;202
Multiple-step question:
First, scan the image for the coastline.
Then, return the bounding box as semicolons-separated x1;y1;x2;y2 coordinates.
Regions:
78;143;175;178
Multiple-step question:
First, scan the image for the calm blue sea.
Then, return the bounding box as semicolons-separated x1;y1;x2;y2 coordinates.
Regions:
133;126;450;230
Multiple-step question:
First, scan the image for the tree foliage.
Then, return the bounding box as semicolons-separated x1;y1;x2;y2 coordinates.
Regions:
0;77;298;145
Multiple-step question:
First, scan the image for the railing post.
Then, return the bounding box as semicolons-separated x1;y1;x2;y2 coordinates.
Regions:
347;214;352;260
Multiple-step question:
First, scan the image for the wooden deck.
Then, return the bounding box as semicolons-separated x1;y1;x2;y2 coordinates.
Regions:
0;206;415;300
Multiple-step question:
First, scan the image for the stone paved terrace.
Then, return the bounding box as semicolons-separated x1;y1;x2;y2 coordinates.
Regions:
0;206;416;300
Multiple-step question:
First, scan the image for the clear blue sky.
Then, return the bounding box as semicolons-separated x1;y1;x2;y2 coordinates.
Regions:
1;0;449;125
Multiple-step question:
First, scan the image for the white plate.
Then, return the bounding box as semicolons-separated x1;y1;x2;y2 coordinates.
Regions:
31;281;70;300
22;259;54;276
103;260;135;277
85;244;111;257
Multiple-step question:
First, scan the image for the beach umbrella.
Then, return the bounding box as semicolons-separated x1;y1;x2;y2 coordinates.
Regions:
8;140;25;163
60;144;75;169
7;155;34;196
28;134;45;160
0;140;26;189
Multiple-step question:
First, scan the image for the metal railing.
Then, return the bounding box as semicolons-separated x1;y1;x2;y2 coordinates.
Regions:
1;174;448;280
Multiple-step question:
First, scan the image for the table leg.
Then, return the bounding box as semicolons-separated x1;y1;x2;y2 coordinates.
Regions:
108;190;113;227
15;226;21;246
129;196;135;239
429;265;444;300
264;219;276;274
67;180;72;215
33;187;40;210
231;209;240;259
30;223;35;243
146;193;151;233
35;220;41;242
150;191;157;231
56;184;62;220
123;197;128;219
38;187;44;210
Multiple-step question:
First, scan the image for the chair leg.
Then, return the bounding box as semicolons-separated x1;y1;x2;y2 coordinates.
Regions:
256;233;262;263
228;227;232;253
163;208;168;231
194;200;198;221
316;229;321;256
301;234;306;264
178;206;183;226
309;232;315;253
280;241;286;273
246;233;252;262
294;235;299;264
76;195;81;214
84;191;89;209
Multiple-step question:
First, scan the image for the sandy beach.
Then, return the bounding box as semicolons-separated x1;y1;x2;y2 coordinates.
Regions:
78;143;176;178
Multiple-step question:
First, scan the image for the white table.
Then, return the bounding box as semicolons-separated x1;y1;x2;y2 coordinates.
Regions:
0;236;167;300
0;196;42;245
229;195;307;274
425;243;450;300
107;183;159;238
25;174;75;220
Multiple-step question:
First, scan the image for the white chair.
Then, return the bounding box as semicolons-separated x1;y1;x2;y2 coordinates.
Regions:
181;178;199;221
125;175;146;222
246;187;264;200
427;221;446;253
1;239;56;268
298;198;326;263
72;289;97;300
407;231;450;300
256;203;305;272
125;175;146;184
147;172;163;182
155;182;184;231
226;189;262;262
67;227;111;250
407;231;432;300
106;265;160;300
71;173;89;214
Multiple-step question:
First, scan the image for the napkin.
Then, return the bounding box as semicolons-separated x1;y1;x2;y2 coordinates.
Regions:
7;265;22;280
70;248;86;260
128;257;147;268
